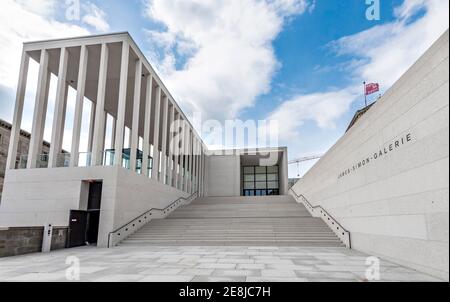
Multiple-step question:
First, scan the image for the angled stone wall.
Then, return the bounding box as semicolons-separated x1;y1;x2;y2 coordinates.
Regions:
292;30;449;280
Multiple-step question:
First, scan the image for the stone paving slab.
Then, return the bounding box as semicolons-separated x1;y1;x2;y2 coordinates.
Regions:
0;246;443;282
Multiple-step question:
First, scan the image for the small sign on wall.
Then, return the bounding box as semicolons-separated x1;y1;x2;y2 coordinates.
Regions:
337;133;413;180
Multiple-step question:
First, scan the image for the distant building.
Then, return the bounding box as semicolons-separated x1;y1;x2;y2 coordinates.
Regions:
0;119;51;199
346;102;376;132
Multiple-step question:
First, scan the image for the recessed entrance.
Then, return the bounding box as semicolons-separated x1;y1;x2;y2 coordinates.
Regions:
68;181;103;248
243;166;280;196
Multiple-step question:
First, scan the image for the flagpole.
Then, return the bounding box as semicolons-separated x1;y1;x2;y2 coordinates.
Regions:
363;81;367;108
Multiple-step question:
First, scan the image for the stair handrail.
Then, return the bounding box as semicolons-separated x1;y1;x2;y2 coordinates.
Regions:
289;188;351;249
107;191;198;247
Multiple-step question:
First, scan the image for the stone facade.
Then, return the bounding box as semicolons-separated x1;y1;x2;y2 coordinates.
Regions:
291;30;449;280
0;119;51;200
0;226;68;257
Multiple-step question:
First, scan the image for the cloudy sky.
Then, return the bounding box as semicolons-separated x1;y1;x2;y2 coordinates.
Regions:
0;0;448;177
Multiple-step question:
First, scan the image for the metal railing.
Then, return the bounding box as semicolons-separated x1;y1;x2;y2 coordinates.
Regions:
18;154;28;169
16;150;153;179
289;188;351;249
107;191;198;248
77;152;92;167
56;153;71;168
36;154;49;168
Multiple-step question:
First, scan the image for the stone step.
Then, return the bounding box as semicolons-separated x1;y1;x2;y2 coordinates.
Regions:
120;195;344;248
130;233;338;236
121;241;344;247
131;232;337;236
146;219;325;227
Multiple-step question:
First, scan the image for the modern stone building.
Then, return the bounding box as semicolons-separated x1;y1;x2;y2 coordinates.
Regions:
291;30;449;280
0;33;288;250
0;30;448;282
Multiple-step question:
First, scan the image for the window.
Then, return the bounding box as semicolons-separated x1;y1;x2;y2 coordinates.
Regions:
242;165;279;196
255;174;266;181
244;174;254;182
267;166;278;173
244;182;255;189
244;167;254;174
267;173;278;181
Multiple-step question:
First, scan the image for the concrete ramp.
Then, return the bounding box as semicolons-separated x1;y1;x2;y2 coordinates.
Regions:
120;196;344;247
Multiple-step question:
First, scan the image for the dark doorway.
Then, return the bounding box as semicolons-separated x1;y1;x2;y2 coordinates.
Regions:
88;181;102;211
86;210;100;244
68;210;88;248
67;181;103;248
86;181;102;245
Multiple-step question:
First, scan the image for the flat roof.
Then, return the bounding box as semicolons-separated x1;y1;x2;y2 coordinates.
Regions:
22;32;206;149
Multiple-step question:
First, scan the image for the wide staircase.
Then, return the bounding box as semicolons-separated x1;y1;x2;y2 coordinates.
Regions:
120;195;344;247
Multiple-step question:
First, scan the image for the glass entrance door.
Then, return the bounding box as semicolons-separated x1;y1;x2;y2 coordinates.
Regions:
243;166;279;196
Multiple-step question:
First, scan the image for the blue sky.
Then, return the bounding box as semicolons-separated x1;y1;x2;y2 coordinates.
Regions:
0;0;448;177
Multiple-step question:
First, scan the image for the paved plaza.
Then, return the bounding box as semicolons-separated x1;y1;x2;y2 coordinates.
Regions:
0;246;442;282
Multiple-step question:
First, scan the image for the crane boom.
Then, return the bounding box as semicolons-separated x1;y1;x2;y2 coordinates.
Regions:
288;155;323;165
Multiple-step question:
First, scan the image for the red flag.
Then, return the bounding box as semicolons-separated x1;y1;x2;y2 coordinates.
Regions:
365;83;379;95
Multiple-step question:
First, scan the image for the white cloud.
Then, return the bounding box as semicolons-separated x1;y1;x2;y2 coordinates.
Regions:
330;0;449;88
267;88;360;141
267;0;448;144
82;2;110;32
14;0;57;17
0;0;90;148
0;0;89;90
143;0;313;121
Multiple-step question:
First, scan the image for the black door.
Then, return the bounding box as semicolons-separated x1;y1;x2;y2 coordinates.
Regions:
68;210;88;248
86;211;100;244
88;182;102;210
86;181;102;245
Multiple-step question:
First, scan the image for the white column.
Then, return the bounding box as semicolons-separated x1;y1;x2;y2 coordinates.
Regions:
7;51;29;170
38;73;51;158
114;41;130;167
191;137;196;193
188;131;194;193
198;142;201;193
201;149;205;197
167;104;175;187
130;60;142;172
87;101;96;153
178;119;186;191
142;75;153;177
91;43;109;166
194;139;199;193
173;113;180;189
101;112;108;152
111;117;116;148
199;147;202;196
180;120;188;191
198;143;202;194
49;48;69;168
184;125;190;192
204;151;208;196
151;86;161;180
70;45;88;167
160;96;169;184
28;49;50;169
191;134;195;193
